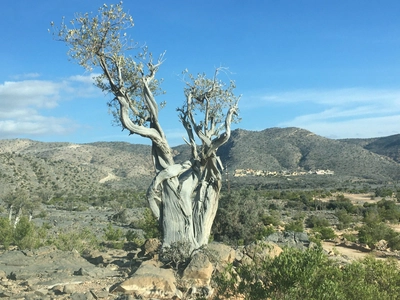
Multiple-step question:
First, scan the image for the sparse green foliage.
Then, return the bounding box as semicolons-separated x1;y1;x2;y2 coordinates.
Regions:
212;190;273;245
125;229;145;247
327;194;355;213
0;216;46;250
50;228;99;253
335;209;354;229
160;241;191;270
305;215;330;228
136;208;160;239
313;226;336;240
284;219;304;232
358;221;400;250
103;223;123;241
0;217;13;249
214;247;400;300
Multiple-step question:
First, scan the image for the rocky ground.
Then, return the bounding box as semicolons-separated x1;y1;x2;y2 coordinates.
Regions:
1;203;399;299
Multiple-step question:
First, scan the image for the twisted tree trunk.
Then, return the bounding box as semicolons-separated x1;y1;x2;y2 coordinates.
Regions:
54;2;240;252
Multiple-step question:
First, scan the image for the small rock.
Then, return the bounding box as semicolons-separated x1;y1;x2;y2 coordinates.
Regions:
52;285;64;295
71;292;92;300
374;239;388;251
34;288;48;297
141;238;161;257
74;267;90;276
64;284;78;294
90;289;109;298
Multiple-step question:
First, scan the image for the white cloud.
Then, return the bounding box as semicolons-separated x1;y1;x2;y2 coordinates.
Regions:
0;74;100;138
10;73;41;80
0;80;61;109
282;115;400;139
244;88;400;138
260;88;400;138
247;88;400;107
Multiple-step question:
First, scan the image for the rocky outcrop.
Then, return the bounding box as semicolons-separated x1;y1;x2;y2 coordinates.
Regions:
116;260;181;299
0;246;119;298
265;231;311;249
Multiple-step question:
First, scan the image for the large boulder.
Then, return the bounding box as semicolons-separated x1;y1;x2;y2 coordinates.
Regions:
206;242;236;265
265;231;310;249
116;260;181;299
182;252;214;286
241;240;282;265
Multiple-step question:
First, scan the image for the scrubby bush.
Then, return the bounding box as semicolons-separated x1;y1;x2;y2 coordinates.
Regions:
212;190;272;245
326;194;355;213
335;209;354;229
103;223;123;241
160;241;191;270
313;226;336;240
103;223;125;249
50;228;99;253
358;222;400;250
305;215;330;228
375;187;394;198
284;219;304;232
214;247;400;300
135;208;161;239
0;217;13;249
0;216;46;250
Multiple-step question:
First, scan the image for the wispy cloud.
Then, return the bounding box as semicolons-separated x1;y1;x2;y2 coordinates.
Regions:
245;88;400;138
10;73;41;80
0;74;100;138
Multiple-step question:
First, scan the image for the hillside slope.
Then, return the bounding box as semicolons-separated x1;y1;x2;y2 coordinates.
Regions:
341;134;400;163
217;128;400;181
0;128;399;198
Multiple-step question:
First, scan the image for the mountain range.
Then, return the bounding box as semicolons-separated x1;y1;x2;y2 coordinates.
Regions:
0;127;398;198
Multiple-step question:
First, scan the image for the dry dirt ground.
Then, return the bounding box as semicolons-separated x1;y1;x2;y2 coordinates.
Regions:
321;193;399;261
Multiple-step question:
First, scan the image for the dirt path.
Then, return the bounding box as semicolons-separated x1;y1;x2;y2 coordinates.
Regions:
99;172;119;183
322;241;372;261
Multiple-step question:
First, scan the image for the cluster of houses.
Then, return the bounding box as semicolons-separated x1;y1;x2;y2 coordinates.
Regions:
233;168;335;177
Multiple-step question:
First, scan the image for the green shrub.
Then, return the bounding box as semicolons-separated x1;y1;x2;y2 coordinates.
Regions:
50;228;99;253
0;216;49;250
136;208;160;239
0;217;13;249
212;190;271;245
214;247;400;300
125;229;145;247
335;209;353;229
358;222;400;250
160;241;191;270
313;226;336;240
103;223;123;241
327;195;355;213
342;233;357;243
261;212;281;226
284;220;304;232
13;216;44;249
305;215;330;228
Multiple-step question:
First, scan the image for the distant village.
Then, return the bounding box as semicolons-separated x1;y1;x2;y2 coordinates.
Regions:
233;168;335;177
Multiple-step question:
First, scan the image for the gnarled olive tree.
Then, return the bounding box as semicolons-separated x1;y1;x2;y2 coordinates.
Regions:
52;2;240;251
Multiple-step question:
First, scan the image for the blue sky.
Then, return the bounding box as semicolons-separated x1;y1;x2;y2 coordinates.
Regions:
0;1;399;146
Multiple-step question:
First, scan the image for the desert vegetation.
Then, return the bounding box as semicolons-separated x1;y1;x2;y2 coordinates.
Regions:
214;246;400;300
1;162;400;298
